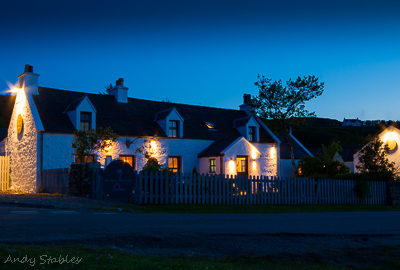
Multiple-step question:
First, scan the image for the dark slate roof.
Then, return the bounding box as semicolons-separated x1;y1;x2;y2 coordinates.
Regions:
278;134;311;159
0;95;16;130
154;108;175;121
65;96;87;112
197;139;236;157
233;116;251;127
339;145;361;162
32;87;276;143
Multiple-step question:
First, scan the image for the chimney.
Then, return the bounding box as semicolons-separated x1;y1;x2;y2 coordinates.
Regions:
239;93;254;116
18;64;39;95
110;78;129;103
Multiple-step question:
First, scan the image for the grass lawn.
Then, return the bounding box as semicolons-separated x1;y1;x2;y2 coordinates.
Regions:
92;203;400;214
2;244;399;270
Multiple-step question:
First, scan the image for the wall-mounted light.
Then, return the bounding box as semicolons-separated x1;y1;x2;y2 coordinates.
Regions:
11;87;21;94
252;159;257;170
150;139;157;149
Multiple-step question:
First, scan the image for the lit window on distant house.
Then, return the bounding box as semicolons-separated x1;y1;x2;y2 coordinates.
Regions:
209;159;216;173
248;127;256;142
168;157;180;173
80;112;91;131
169;120;178;137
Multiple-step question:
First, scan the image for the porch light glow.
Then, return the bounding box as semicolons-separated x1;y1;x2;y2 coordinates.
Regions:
251;148;258;160
228;159;235;174
103;140;113;152
270;146;276;156
11;87;21;94
150;139;157;149
252;160;257;170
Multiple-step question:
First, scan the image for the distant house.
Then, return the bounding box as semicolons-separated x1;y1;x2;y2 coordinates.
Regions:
354;124;400;173
342;118;362;127
278;133;313;177
3;65;288;193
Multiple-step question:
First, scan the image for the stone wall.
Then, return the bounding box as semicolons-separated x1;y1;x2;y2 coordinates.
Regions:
7;90;38;192
386;181;400;205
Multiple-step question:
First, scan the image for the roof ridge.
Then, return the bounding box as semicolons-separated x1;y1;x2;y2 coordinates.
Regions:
38;86;243;112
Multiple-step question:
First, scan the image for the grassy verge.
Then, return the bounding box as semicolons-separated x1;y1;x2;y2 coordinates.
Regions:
93;204;400;214
0;244;385;270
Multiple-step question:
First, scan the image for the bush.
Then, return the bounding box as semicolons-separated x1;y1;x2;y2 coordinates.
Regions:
141;157;168;173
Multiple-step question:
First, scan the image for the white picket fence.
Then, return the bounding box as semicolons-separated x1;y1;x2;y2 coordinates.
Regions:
0;156;10;191
134;172;387;205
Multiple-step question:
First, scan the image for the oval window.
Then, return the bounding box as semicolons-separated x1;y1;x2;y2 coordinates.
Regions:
386;139;397;153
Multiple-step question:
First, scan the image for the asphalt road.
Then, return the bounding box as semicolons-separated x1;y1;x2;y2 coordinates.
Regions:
0;205;399;243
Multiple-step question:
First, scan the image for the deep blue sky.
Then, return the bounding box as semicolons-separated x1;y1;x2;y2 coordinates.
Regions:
1;0;399;121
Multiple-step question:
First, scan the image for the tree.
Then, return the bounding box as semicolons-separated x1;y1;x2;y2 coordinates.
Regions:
252;75;324;176
300;141;350;178
356;135;397;181
99;83;113;95
71;127;119;161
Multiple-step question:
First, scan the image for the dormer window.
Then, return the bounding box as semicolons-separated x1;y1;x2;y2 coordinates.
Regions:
169;120;179;137
233;116;260;142
80;112;92;131
155;107;184;138
65;95;97;131
249;126;256;142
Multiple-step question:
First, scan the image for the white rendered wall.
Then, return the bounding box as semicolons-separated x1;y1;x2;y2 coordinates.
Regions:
42;134;277;178
198;157;222;175
354;125;400;174
95;137;214;172
7;90;38;192
42;134;75;170
223;139;277;177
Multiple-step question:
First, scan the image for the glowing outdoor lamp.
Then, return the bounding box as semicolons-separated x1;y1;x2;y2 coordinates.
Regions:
150;139;157;149
11;87;21;94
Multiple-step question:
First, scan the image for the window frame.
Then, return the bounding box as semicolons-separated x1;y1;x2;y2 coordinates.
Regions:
168;120;179;138
209;159;216;173
168;156;181;173
80;111;92;131
248;126;256;142
119;155;137;170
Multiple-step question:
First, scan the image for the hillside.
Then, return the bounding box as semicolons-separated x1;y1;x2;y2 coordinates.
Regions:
263;118;383;149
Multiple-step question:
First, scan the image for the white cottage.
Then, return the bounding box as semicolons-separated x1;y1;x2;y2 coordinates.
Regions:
354;125;400;173
4;65;282;193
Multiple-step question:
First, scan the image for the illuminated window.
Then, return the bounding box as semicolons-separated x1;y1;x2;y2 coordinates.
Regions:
209;159;216;173
119;155;136;169
169;120;178;137
248;127;256;142
205;122;215;129
237;157;247;173
75;154;95;163
168;157;180;173
80;112;91;131
298;161;303;176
